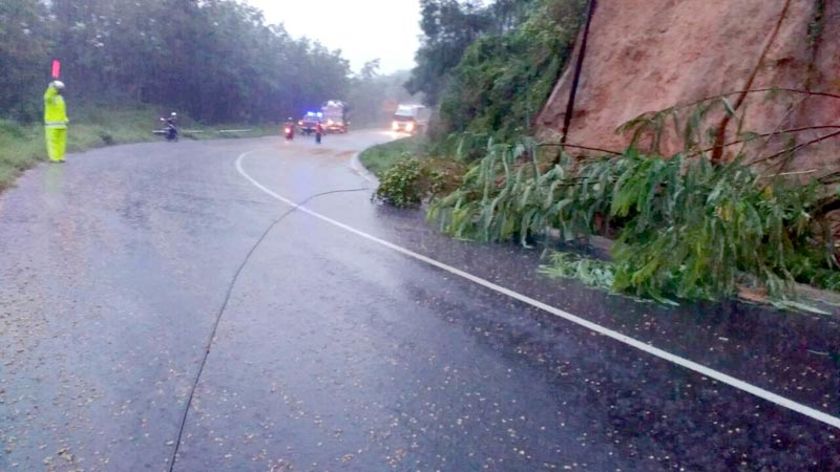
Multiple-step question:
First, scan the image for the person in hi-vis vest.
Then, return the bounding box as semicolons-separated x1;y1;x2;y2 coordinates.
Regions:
44;81;69;163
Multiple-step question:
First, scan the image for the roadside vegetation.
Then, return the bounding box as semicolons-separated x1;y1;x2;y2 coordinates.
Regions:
376;0;584;203
368;0;840;310
361;136;463;208
418;94;840;308
0;106;277;191
0;107;153;190
428;137;838;308
376;0;583;204
359;137;426;178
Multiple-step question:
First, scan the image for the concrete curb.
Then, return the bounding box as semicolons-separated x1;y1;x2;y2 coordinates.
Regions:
349;151;379;185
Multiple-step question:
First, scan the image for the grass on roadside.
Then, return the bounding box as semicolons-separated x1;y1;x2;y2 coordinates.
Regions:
358;136;426;177
360;136;466;208
0;105;277;191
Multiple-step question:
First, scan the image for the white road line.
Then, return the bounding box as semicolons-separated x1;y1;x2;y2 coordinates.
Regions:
348;151;379;184
236;149;840;431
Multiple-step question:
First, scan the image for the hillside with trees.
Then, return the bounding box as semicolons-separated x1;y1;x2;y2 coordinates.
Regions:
378;0;840;308
407;0;585;140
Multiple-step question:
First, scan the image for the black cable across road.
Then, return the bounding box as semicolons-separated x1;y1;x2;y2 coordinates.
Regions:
167;186;370;471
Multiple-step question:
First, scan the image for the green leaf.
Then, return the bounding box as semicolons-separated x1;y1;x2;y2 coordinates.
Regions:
721;97;737;117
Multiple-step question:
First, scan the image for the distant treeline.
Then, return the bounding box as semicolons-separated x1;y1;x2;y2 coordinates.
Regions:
1;0;360;123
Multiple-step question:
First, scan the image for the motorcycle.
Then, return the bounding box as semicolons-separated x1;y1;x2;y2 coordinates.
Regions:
284;124;295;140
153;117;178;142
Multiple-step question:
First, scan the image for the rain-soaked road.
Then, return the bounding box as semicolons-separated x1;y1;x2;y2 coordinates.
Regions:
1;131;839;471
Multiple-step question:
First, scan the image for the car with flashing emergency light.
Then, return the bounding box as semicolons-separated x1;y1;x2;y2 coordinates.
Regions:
391;104;429;135
298;111;321;135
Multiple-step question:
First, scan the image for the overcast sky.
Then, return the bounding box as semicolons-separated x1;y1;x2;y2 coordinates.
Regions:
246;0;422;74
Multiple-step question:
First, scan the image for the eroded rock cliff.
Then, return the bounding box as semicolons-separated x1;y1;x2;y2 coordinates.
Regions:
539;0;839;181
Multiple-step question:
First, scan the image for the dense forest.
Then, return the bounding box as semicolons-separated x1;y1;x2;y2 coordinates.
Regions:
0;0;397;124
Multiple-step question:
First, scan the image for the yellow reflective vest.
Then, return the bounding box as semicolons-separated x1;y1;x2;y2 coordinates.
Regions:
44;86;68;128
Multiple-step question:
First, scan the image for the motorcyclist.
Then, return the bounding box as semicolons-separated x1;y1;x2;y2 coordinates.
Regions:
284;117;295;140
315;121;323;144
160;112;178;141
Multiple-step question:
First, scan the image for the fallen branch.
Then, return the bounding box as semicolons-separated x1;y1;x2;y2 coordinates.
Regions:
679;87;840;112
711;0;793;163
539;142;622;156
758;169;816;178
752;129;840;165
689;125;840;157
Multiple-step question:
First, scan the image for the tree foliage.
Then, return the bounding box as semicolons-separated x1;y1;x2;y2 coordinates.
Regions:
0;0;52;119
407;0;585;139
440;0;585;139
406;0;491;105
428;136;839;302
2;0;353;123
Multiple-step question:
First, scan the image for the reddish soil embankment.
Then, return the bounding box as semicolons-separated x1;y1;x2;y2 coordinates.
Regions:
539;0;839;181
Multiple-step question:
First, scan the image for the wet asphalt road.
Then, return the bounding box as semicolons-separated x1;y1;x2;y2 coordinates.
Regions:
1;131;839;471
